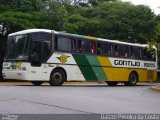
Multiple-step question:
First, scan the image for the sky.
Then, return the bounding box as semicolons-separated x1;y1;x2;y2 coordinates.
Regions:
121;0;160;15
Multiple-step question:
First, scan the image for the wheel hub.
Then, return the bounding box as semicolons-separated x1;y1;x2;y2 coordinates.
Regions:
130;75;137;84
52;72;62;82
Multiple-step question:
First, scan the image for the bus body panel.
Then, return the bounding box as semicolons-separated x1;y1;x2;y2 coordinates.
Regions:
3;54;157;82
2;29;158;84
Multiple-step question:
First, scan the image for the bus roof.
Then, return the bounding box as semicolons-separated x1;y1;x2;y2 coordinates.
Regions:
57;31;148;48
9;29;148;48
9;29;52;36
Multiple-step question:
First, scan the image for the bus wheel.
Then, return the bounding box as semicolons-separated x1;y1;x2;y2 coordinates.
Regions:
106;81;118;86
31;81;44;86
124;72;138;86
49;69;65;86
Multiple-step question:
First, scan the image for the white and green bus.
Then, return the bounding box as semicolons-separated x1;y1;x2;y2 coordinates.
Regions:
2;29;157;86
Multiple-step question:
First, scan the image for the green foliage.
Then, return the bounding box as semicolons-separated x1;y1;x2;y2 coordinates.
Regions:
7;0;43;12
147;39;160;59
69;1;156;43
0;11;35;33
147;22;160;58
88;0;118;6
0;3;10;12
0;0;159;44
41;1;68;30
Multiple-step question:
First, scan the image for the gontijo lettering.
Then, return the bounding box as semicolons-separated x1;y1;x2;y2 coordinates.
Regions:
114;60;140;67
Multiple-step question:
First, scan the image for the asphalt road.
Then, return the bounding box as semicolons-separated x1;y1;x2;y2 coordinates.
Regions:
0;83;160;119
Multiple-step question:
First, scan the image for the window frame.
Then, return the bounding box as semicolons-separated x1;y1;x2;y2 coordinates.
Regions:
130;46;142;60
54;35;98;55
55;36;72;52
4;34;30;61
54;34;155;61
29;32;52;62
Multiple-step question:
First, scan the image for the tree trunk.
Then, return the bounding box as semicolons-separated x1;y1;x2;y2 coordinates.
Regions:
0;35;7;81
0;43;3;81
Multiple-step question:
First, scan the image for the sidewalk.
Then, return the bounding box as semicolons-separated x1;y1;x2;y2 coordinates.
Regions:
151;83;160;92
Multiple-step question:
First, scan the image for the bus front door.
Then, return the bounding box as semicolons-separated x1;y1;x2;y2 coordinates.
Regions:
29;41;43;81
29;40;51;81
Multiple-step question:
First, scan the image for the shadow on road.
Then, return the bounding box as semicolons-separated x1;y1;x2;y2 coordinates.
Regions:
0;83;153;87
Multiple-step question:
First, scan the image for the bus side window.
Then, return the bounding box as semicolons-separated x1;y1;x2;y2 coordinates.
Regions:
97;42;100;55
54;36;58;50
118;45;126;57
71;39;76;52
130;47;135;58
143;49;147;60
100;42;110;56
130;47;142;59
30;41;42;61
114;45;118;57
77;40;82;53
125;46;129;57
91;41;96;54
110;44;114;56
143;48;155;61
130;47;132;58
57;36;71;52
100;42;106;55
106;44;111;56
42;41;51;62
83;40;91;54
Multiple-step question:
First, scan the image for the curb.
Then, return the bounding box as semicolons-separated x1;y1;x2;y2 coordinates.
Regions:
0;81;98;85
151;86;160;92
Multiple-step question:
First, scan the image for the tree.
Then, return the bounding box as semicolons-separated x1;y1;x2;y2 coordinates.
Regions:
0;0;12;5
0;3;11;13
68;1;156;43
41;1;68;30
3;0;44;12
88;0;118;7
0;23;10;80
147;14;160;68
0;11;36;33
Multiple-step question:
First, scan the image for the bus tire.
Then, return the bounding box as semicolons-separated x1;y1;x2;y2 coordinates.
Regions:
124;72;138;86
31;81;44;86
106;81;118;86
49;69;65;86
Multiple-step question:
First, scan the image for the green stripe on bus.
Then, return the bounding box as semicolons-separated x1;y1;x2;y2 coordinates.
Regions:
72;54;98;81
86;56;108;81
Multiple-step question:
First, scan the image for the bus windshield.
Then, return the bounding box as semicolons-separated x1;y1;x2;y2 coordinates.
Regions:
4;34;29;61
